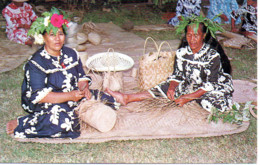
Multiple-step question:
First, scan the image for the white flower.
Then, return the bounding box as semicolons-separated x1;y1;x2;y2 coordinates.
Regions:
61;118;73;131
25;127;37;134
41;50;51;59
28;116;38;126
203;82;214;91
201;100;213;112
14;132;26;138
26;91;31;98
44;16;50;26
33;34;44;45
219;75;226;82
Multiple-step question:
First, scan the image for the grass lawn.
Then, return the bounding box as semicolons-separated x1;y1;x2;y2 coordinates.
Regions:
0;3;257;164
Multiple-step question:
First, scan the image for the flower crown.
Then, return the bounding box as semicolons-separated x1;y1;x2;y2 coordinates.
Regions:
28;7;69;44
175;14;224;38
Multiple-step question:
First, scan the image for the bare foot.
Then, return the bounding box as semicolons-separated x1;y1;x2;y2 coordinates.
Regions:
106;88;128;105
6;119;18;135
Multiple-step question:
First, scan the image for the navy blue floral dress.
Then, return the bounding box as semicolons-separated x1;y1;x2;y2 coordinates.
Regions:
14;46;117;139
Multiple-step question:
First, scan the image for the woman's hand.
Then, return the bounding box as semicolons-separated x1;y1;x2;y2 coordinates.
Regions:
167;81;179;100
175;94;193;107
70;90;85;102
175;89;207;107
78;80;92;100
83;88;92;100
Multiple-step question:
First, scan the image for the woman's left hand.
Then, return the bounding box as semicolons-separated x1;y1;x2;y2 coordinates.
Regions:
175;89;207;107
78;80;92;100
175;94;192;107
83;88;92;100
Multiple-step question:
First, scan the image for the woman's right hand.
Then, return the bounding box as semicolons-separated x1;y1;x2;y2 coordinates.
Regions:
167;88;175;100
70;90;85;102
167;81;179;100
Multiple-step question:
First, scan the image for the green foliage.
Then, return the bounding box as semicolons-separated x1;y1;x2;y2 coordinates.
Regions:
208;101;252;125
28;7;68;37
175;14;224;38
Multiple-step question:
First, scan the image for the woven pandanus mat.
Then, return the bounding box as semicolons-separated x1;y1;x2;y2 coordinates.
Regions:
13;100;249;144
0;36;37;73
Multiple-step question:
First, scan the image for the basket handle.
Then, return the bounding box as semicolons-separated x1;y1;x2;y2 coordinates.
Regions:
156;41;173;60
143;37;159;56
106;48;116;73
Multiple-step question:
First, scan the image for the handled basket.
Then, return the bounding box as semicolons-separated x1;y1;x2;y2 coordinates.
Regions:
138;37;175;90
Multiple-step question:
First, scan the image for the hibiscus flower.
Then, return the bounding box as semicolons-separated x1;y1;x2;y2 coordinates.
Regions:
50;14;64;28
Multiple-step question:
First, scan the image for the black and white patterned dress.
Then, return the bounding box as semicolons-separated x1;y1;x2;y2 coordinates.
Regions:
231;4;257;34
150;44;234;112
14;46;117;139
168;0;201;26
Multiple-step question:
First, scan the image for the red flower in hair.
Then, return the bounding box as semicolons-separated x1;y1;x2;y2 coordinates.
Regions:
50;14;64;28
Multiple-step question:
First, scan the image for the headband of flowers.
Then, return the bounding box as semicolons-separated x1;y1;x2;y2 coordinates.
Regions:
28;7;69;44
175;14;224;38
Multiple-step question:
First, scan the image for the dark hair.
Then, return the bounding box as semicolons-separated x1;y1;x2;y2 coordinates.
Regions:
178;23;232;74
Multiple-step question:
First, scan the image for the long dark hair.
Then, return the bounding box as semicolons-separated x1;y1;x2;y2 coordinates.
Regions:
178;23;232;74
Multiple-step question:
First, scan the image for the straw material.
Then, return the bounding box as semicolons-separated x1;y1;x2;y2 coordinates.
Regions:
138;37;175;90
77;99;117;133
11;78;253;144
13;101;250;144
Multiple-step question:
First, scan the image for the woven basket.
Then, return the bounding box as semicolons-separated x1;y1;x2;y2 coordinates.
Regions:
78;99;117;133
138;37;175;90
86;48;134;72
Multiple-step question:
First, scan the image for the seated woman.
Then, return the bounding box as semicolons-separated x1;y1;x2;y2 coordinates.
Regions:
2;0;37;45
168;0;202;26
107;15;234;113
6;7;119;139
231;0;257;37
207;0;241;25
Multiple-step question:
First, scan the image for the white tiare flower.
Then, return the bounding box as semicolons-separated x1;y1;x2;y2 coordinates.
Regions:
14;132;26;138
201;100;213;112
50;105;62;125
28;116;38;126
68;101;75;107
41;50;51;59
26;91;31;98
44;16;50;27
25;127;37;134
61;118;73;131
219;75;226;82
64;57;73;64
33;34;44;45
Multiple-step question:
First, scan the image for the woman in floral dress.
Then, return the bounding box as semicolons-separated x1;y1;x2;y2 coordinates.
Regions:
6;8;118;139
207;0;241;24
168;0;201;26
107;16;234;113
231;0;257;36
2;0;37;45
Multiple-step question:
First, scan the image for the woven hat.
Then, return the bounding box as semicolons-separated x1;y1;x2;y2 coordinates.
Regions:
86;49;134;72
12;0;28;2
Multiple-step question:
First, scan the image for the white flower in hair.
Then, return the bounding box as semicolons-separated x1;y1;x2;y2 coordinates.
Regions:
44;16;50;27
33;34;44;45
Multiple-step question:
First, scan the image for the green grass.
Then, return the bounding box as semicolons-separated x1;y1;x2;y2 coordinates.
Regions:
0;4;257;164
